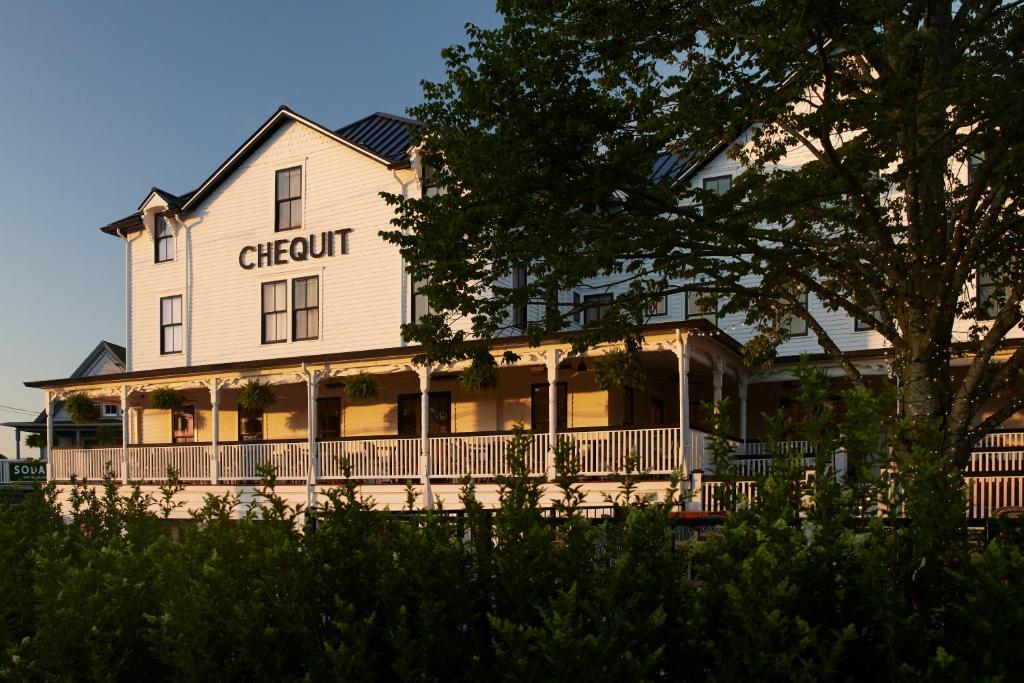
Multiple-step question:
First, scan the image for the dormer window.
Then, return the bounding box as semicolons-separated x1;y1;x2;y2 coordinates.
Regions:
275;167;302;231
154;214;174;263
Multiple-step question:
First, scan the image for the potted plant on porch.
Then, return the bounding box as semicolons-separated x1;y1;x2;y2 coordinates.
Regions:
344;372;378;401
64;392;100;425
148;387;184;411
238;380;276;438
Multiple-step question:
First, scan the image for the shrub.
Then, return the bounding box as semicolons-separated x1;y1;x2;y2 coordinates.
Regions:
25;432;45;450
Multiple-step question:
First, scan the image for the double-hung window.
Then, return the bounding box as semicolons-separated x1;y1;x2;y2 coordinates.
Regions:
977;270;1009;320
160;295;182;354
411;277;432;323
262;281;287;344
784;290;809;337
275;167;302;231
583;293;613;325
649;295;668;317
154;214;173;262
703;175;732;195
512;265;528;330
685;291;717;323
293;276;319;341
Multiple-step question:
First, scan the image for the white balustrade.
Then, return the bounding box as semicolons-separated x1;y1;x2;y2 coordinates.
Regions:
219;442;309;482
975;431;1024;450
566;427;682;476
430;433;549;479
51;448;121;482
701;479;758;513
741;441;813;457
968;450;1024;474
320;438;421;480
127;445;211;482
967;475;1024;518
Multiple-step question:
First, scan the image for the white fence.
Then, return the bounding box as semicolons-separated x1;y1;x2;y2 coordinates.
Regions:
128;445;211;482
430;433;549;479
702;479;758;513
966;475;1024;518
52;448;121;481
567;427;682;476
975;431;1024;449
320;438;420;480
219;442;309;482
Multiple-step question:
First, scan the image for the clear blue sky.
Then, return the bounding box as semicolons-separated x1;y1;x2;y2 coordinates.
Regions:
0;0;499;457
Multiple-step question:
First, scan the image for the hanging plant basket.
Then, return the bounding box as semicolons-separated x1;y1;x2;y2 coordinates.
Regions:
149;387;184;411
344;373;379;401
238;380;276;412
460;350;498;394
64;392;100;425
593;347;647;391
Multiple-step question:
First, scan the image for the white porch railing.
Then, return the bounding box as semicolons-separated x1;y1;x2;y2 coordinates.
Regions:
967;475;1024;518
702;479;758;513
975;431;1024;449
52;448;121;481
320;438;420;480
566;427;683;476
128;445;211;482
968;450;1024;473
430;433;549;479
220;442;308;482
730;456;819;477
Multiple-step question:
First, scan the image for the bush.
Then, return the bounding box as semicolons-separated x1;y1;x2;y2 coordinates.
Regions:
0;372;1022;680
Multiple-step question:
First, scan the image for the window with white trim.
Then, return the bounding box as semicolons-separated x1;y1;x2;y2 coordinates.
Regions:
160;295;183;354
262;281;287;344
685;291;717;323
292;276;319;341
154;214;174;263
703;175;732;195
583;293;613;325
275;167;302;231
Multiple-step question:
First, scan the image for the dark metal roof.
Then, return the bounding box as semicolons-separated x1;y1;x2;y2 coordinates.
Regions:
335;112;423;164
651;151;694;182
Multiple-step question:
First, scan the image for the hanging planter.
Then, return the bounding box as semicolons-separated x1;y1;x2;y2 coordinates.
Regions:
149;387;184;411
344;373;379;401
593;346;647;391
460;350;498;394
64;392;100;425
238;380;276;412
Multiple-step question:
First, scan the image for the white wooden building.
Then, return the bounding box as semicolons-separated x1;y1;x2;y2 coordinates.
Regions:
22;106;1023;518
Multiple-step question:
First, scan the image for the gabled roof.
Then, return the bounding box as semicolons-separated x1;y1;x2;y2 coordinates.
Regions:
102;106;423;237
70;340;126;379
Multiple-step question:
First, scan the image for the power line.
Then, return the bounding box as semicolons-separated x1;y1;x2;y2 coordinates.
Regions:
0;403;40;415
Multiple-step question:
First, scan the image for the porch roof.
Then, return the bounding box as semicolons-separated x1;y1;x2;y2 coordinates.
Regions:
24;319;739;390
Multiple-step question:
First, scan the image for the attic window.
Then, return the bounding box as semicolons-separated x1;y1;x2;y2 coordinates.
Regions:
154;214;174;263
275;167;302;231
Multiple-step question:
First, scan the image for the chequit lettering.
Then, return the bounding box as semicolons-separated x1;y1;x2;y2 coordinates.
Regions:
239;229;352;269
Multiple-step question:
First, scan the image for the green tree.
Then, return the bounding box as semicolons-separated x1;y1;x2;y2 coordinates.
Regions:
383;0;1024;465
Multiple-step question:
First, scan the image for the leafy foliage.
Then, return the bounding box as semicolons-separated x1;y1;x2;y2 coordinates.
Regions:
237;380;276;412
148;388;184;411
344;372;379;401
381;0;1024;463
24;433;45;450
1;384;1023;679
93;426;121;446
460;349;499;393
591;338;647;390
63;392;99;425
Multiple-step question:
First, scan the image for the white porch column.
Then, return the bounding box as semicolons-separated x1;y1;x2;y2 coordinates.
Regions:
44;391;54;481
674;330;691;474
738;377;749;456
306;369;320;511
419;365;434;509
121;385;130;485
546;349;561;479
208;378;221;485
712;356;724;413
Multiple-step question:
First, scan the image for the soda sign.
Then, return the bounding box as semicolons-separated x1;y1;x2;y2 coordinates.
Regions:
9;461;46;481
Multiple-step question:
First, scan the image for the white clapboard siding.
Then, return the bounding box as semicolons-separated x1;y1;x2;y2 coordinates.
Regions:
130;120;410;372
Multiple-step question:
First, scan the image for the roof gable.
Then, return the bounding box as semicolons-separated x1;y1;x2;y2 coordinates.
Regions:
102;106;423;236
